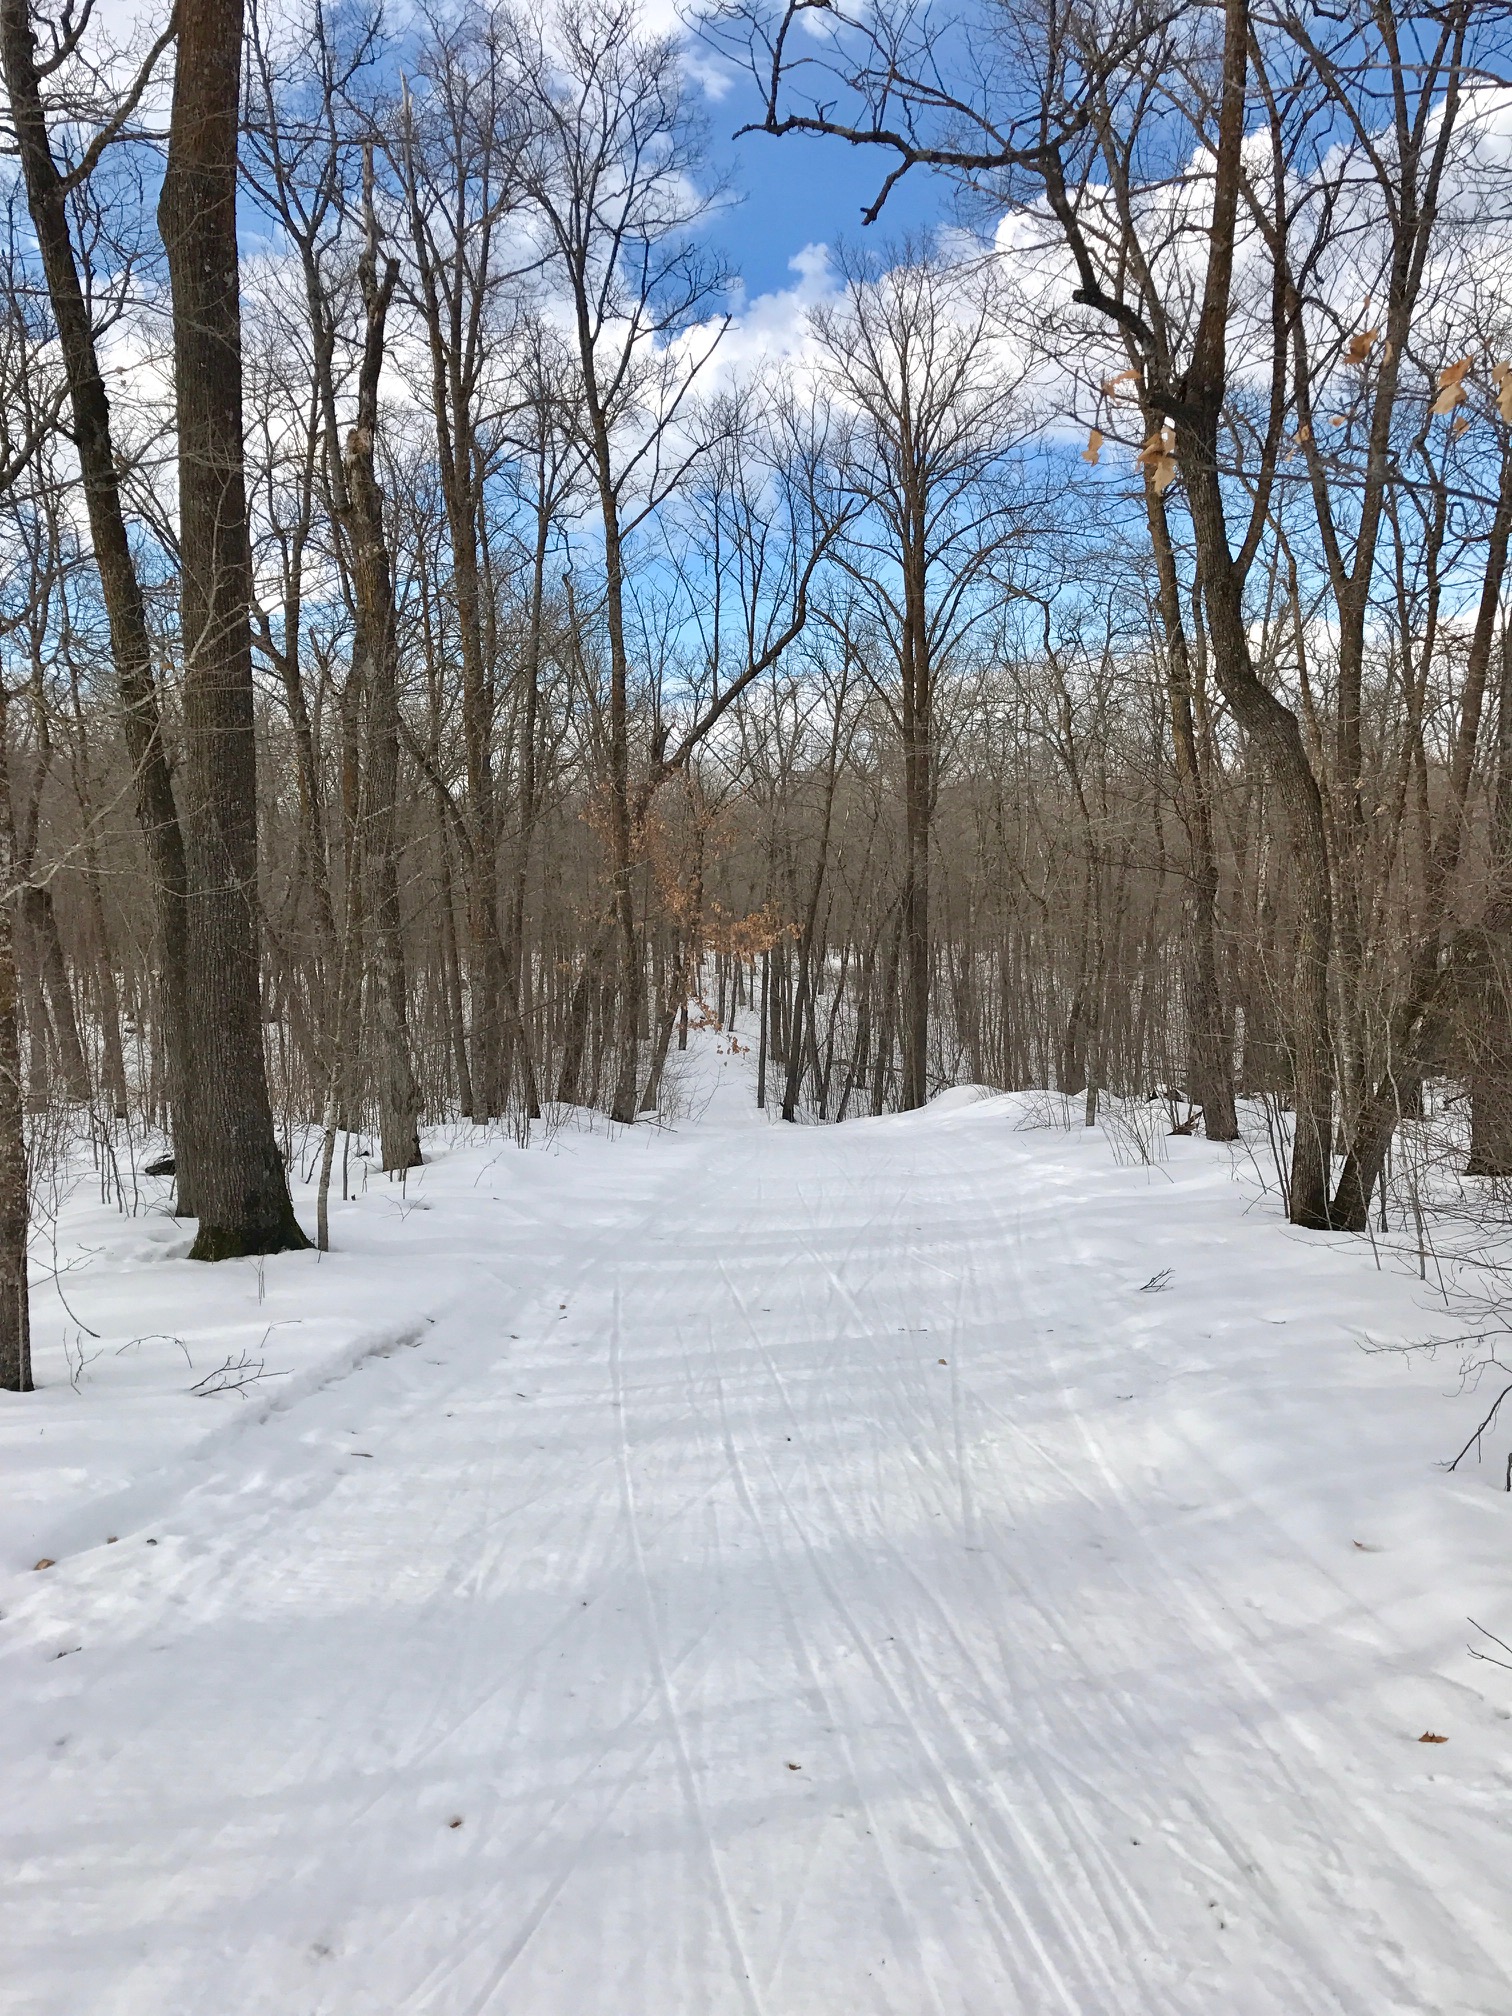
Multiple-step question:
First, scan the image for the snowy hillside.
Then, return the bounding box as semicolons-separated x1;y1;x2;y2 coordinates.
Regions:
3;1037;1510;2014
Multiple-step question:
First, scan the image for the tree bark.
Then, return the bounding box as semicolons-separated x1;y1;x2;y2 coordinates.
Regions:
341;206;420;1174
158;0;307;1257
0;692;30;1391
1143;477;1237;1138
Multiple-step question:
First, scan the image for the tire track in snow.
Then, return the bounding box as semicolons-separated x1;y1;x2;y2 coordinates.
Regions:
698;1294;954;2016
710;1245;1097;2015
720;1144;1177;2003
607;1280;769;2016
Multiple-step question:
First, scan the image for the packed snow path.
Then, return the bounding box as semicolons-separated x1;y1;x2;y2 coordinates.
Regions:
5;1051;1512;2014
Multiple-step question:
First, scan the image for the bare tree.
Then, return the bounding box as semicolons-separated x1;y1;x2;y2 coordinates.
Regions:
813;246;1035;1108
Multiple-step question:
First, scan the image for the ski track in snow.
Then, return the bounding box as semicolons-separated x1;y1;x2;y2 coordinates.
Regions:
3;1040;1512;2014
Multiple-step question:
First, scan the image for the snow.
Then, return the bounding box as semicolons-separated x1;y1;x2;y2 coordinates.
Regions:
4;1039;1512;2014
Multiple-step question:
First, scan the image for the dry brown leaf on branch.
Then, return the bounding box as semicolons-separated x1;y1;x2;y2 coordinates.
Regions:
1343;327;1380;366
1451;413;1472;439
1100;367;1140;396
1082;428;1104;466
1493;362;1512;423
1136;426;1177;495
1329;415;1346;427
1431;355;1474;417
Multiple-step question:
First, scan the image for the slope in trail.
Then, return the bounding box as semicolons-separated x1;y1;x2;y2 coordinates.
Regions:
3;1041;1512;2015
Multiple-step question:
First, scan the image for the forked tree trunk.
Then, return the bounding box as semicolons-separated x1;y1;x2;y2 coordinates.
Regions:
158;0;307;1258
1162;0;1333;1226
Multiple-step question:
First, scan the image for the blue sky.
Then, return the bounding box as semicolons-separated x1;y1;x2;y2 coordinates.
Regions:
695;64;951;301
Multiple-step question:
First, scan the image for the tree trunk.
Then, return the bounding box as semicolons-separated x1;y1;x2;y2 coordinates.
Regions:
1179;445;1332;1219
901;708;930;1110
342;219;420;1174
1144;477;1237;1138
558;924;610;1107
158;0;307;1257
1469;627;1512;1173
23;886;88;1102
0;694;31;1391
77;822;130;1120
756;948;770;1109
0;717;29;1395
871;908;905;1115
1467;938;1512;1177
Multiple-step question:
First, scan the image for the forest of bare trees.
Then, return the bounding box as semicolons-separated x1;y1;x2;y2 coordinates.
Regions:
1;0;1512;1392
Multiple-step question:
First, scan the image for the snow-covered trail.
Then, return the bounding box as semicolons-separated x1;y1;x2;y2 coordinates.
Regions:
5;1052;1512;2014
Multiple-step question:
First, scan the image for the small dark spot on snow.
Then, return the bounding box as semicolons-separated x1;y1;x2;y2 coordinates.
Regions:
106;1537;118;1545
938;1358;948;1366
145;1539;158;1546
52;1646;80;1660
33;1558;55;1571
448;1815;464;1828
786;1762;802;1771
